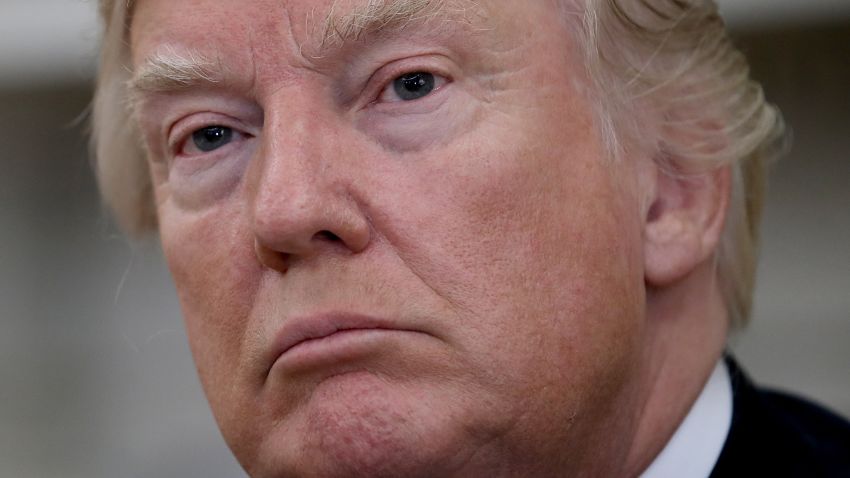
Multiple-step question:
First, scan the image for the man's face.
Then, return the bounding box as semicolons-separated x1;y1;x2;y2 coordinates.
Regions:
132;0;650;475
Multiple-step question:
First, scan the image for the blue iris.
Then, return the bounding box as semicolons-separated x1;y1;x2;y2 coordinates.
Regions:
393;72;436;101
192;126;233;152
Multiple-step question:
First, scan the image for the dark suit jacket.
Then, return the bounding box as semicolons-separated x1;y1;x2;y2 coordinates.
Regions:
710;358;850;477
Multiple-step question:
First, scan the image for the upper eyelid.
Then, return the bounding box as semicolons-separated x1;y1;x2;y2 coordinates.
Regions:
356;55;454;105
138;95;261;147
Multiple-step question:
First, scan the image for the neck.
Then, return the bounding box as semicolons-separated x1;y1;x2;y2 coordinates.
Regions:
624;261;730;476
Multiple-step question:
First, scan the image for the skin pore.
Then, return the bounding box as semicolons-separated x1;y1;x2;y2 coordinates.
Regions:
129;0;729;476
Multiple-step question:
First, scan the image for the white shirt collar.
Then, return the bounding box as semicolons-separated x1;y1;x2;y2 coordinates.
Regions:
640;360;733;478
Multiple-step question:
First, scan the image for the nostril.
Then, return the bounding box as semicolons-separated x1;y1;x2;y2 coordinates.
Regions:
314;230;341;243
254;238;290;273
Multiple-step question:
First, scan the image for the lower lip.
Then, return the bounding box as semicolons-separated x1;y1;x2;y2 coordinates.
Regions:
273;328;416;373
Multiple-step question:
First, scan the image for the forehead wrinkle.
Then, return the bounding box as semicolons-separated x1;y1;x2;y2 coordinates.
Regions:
315;0;483;52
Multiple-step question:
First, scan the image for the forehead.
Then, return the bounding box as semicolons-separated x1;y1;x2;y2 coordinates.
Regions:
130;0;492;63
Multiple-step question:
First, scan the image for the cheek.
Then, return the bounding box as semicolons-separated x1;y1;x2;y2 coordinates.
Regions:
368;110;647;396
458;159;646;432
157;199;260;400
467;155;643;363
385;129;642;313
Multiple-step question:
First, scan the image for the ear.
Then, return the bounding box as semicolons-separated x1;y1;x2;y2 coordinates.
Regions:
643;164;731;287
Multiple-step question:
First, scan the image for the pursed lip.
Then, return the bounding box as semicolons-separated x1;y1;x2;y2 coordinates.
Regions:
267;312;428;376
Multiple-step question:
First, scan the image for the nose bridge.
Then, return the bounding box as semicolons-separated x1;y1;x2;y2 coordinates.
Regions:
252;98;328;225
248;91;370;261
254;105;328;213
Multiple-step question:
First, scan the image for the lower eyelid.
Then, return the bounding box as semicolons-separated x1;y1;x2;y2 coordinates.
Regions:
169;135;256;181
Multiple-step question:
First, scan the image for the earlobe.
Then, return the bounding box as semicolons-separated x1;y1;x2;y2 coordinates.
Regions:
643;165;731;287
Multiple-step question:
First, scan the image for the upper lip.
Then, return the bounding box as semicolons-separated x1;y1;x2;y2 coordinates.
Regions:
268;312;423;372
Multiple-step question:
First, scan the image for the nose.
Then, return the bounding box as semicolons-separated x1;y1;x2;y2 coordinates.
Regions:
249;107;371;272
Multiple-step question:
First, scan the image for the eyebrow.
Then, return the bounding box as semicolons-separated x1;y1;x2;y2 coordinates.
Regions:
128;45;224;97
128;0;481;97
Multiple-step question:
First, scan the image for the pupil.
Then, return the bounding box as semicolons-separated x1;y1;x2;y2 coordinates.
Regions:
394;72;436;101
205;128;224;141
193;126;232;152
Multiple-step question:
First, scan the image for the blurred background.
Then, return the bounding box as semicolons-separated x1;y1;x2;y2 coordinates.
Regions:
1;0;848;477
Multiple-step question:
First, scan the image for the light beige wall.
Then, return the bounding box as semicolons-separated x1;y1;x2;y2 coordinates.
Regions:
1;23;847;478
0;87;244;477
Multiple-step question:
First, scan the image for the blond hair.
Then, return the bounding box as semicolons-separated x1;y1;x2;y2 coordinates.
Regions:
91;0;785;328
567;0;785;328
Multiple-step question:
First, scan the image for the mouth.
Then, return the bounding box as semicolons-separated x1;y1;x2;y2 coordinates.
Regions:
268;313;430;377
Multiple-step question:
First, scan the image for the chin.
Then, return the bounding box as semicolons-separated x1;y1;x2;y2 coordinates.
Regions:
246;371;479;478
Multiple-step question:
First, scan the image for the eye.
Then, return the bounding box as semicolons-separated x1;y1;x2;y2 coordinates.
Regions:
379;71;446;103
188;126;234;153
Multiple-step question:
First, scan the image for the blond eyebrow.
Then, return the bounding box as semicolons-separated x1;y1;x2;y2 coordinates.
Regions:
128;46;224;97
318;0;480;48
